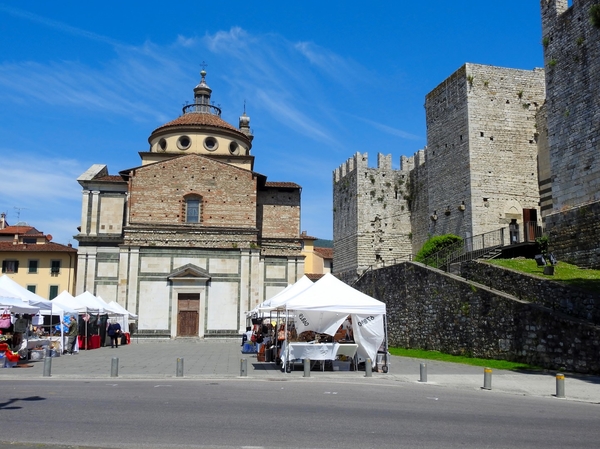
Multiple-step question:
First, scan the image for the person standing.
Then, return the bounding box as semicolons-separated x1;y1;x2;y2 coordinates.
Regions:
107;321;122;348
66;316;78;355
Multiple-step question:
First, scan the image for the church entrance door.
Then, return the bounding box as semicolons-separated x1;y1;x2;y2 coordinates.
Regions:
177;293;200;337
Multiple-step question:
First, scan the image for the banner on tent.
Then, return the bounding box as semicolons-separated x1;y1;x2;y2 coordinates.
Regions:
352;313;385;366
293;310;348;337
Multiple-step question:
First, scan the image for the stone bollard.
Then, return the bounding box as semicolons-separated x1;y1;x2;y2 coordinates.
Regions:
303;358;310;377
111;357;119;378
43;355;52;377
365;358;372;377
419;362;427;383
483;367;492;390
240;358;247;377
556;373;565;398
176;358;184;377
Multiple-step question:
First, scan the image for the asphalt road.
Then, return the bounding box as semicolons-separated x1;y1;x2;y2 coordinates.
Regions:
2;378;600;449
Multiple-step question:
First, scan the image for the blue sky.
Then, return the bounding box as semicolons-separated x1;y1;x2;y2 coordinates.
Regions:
0;1;545;245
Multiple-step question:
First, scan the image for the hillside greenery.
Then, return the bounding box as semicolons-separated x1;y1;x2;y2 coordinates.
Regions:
486;258;600;293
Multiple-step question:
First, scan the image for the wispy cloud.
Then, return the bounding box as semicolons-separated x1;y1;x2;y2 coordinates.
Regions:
294;41;363;89
204;27;370;145
0;4;125;48
350;115;422;141
0;153;84;242
0;154;83;205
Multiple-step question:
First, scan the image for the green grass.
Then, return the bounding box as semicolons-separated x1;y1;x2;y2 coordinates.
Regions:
486;259;600;293
389;347;540;371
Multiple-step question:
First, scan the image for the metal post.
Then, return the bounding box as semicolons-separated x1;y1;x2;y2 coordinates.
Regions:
303;358;310;377
240;358;247;377
365;358;372;377
176;358;184;377
556;373;565;398
483;367;492;390
111;357;119;378
43;355;52;377
419;362;427;383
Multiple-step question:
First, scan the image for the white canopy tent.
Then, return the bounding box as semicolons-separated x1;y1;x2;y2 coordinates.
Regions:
0;287;40;314
54;291;105;314
94;296;133;334
257;275;315;313
283;273;388;369
0;276;77;353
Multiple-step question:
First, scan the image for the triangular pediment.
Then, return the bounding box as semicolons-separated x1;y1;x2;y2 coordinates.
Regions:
167;263;211;280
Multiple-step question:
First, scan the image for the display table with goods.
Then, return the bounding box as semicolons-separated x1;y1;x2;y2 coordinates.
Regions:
279;342;359;371
17;338;50;360
78;334;101;350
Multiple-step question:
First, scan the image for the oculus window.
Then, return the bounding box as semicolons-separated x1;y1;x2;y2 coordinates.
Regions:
177;135;191;150
204;137;218;151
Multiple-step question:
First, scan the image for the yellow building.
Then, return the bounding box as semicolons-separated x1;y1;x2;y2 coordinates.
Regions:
300;231;333;280
0;214;77;298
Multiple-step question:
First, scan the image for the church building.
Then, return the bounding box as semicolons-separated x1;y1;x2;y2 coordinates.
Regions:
74;70;304;337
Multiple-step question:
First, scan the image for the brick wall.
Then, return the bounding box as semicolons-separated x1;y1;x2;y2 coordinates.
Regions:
257;187;301;239
128;154;257;229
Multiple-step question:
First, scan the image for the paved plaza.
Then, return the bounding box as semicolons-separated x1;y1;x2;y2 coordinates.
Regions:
2;338;600;403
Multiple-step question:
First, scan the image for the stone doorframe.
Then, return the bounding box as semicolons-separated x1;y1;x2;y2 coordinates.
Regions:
167;264;211;338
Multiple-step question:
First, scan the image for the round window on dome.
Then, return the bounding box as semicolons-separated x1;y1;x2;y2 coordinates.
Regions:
177;135;191;150
229;141;239;155
158;138;167;151
204;137;218;151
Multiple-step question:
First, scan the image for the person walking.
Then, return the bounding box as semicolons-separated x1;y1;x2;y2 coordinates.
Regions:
107;320;122;348
66;316;78;355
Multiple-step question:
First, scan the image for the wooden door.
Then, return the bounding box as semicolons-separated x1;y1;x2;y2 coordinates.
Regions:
523;208;538;242
178;293;200;337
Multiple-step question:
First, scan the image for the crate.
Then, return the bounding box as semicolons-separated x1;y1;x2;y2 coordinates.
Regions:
332;360;351;371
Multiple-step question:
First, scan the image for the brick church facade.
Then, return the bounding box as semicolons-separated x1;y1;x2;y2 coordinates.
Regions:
75;70;303;337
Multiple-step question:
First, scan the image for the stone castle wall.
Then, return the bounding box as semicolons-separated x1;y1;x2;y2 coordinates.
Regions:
540;0;600;268
544;200;600;268
542;0;600;209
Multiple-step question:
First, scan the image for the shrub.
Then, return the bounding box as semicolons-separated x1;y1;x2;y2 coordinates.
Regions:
415;234;463;263
590;4;600;29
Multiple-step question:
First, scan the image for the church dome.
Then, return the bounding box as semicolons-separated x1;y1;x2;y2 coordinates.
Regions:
147;69;252;155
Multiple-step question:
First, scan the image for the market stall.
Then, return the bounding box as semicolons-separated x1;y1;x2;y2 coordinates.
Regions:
282;273;388;373
0;276;77;356
0;288;41;365
53;291;105;350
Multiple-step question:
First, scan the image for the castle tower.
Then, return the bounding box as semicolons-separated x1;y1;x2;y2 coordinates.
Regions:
333;152;412;282
421;63;545;250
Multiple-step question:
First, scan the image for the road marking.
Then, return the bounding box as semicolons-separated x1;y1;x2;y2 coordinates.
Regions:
154;384;173;388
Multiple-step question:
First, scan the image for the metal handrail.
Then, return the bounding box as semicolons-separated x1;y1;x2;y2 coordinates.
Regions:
421;222;545;271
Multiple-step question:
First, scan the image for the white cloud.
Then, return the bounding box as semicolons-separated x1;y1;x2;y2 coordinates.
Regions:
0;154;84;244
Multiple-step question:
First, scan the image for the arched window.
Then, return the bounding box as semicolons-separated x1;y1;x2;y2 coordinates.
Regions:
184;195;202;223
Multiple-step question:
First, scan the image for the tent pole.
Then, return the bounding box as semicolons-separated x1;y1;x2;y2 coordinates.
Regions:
384;313;389;373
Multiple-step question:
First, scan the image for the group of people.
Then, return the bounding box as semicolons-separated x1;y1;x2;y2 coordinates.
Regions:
64;316;123;354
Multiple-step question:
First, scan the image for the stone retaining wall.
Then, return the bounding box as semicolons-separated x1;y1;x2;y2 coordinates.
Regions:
355;262;600;374
460;260;600;324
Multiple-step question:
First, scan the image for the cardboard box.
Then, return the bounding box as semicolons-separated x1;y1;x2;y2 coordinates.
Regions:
332;360;351;371
29;349;45;361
